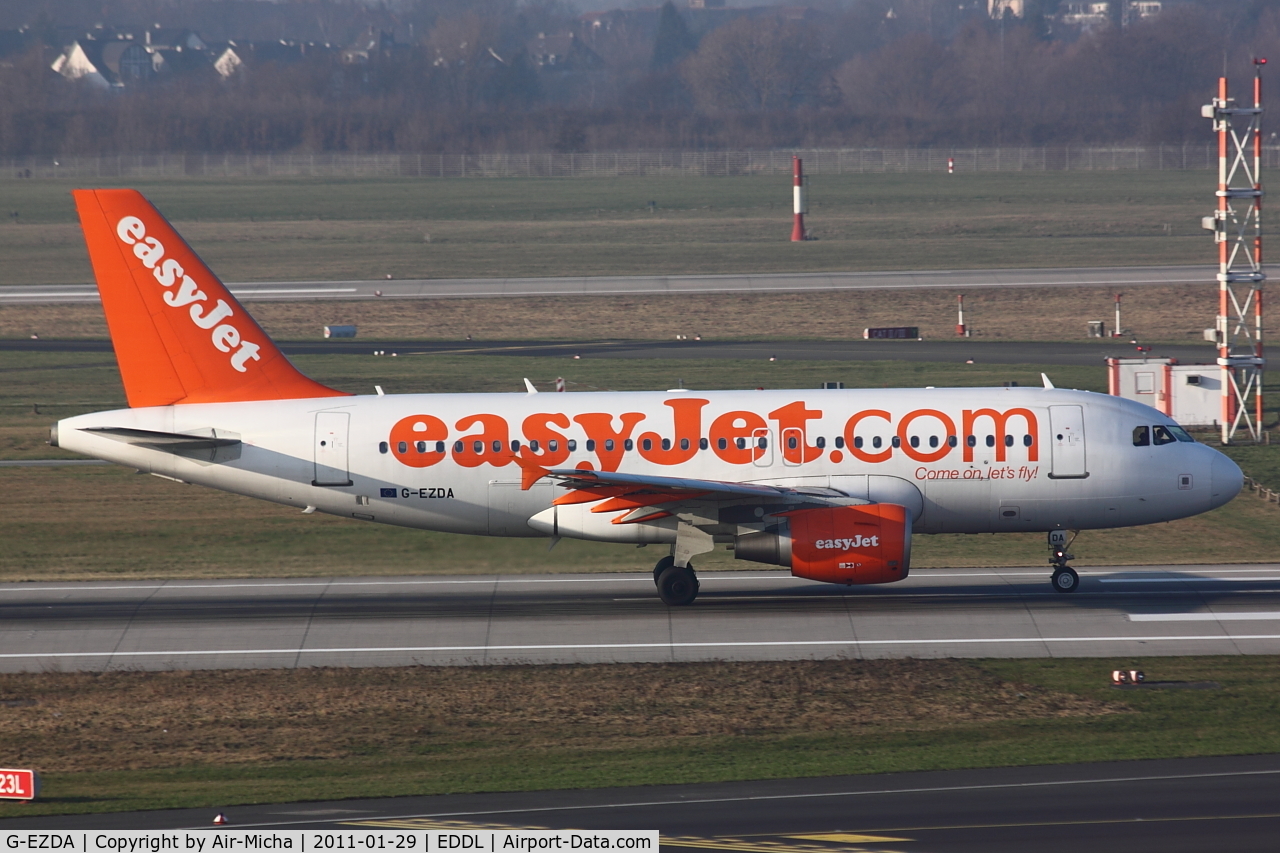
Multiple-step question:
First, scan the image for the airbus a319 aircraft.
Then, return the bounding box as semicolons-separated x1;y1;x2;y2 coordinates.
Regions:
53;190;1244;605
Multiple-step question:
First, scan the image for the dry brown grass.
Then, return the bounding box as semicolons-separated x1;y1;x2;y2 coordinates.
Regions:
0;283;1226;344
0;661;1120;772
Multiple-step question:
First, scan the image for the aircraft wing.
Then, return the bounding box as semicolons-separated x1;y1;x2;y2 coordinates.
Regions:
544;467;790;501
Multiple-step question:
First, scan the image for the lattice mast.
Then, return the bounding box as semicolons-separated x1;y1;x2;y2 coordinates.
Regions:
1203;62;1266;443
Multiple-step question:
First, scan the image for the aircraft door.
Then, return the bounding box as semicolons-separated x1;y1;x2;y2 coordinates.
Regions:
313;411;352;486
752;428;774;467
1048;405;1087;479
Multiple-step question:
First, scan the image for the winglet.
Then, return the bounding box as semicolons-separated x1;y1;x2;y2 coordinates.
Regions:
73;189;349;407
1041;373;1056;389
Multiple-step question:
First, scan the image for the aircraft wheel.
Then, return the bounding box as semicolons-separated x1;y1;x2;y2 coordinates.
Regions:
653;555;675;586
657;564;699;606
1051;566;1079;593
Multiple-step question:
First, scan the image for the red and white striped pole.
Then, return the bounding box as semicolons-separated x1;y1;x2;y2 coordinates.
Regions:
1253;61;1265;433
791;156;807;242
1218;75;1235;434
956;294;966;336
947;157;955;175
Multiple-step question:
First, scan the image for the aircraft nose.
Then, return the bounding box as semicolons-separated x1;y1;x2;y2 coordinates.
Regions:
1210;451;1244;505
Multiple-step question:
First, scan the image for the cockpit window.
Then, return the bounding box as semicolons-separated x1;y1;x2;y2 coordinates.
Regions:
1152;425;1177;446
1167;425;1195;443
1132;426;1150;446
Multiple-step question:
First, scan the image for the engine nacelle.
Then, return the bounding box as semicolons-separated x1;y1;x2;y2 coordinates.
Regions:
734;504;911;585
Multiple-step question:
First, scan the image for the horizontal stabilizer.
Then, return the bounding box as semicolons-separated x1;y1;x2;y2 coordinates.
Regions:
83;427;243;464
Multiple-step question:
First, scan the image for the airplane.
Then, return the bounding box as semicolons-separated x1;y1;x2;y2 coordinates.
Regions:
50;189;1244;605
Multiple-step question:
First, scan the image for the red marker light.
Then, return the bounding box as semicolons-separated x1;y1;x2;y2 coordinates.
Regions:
1256;58;1268;65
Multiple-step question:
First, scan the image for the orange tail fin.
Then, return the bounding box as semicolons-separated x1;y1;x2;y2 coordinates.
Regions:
74;189;348;407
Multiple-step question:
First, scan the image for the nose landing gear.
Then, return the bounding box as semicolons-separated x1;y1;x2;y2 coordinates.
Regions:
1048;529;1080;593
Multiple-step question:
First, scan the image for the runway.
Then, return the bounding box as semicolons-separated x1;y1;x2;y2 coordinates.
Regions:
3;565;1280;673
0;337;1216;366
3;754;1279;852
0;264;1220;305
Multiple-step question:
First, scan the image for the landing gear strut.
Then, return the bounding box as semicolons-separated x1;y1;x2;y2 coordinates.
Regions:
1048;529;1079;593
657;562;699;606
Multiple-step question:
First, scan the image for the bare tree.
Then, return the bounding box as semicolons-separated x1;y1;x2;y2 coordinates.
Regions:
682;16;833;112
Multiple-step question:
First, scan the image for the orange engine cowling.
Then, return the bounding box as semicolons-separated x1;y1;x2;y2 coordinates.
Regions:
733;504;911;585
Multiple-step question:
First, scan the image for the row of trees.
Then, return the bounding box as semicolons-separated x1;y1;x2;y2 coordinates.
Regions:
2;0;1279;156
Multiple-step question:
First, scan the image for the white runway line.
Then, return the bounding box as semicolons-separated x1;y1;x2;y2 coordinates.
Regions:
1103;577;1280;584
6;634;1280;661
1130;612;1280;622
0;574;795;594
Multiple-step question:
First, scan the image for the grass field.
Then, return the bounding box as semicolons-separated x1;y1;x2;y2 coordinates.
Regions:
0;172;1218;287
1;656;1278;816
1;351;1276;582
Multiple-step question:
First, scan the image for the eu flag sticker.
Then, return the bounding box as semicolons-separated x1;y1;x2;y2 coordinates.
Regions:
380;487;398;498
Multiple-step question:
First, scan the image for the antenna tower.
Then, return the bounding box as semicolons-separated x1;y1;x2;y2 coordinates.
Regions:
1202;61;1266;443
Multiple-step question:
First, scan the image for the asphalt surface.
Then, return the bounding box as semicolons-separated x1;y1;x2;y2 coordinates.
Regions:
0;337;1217;366
0;264;1223;304
4;565;1279;673
3;754;1279;852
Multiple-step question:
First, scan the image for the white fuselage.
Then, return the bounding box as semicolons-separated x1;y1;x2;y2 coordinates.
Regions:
55;386;1242;542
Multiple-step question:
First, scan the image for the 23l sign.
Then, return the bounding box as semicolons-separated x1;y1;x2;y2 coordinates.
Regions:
0;769;38;800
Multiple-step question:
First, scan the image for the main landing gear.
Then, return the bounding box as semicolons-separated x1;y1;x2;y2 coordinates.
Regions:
654;555;699;606
1048;529;1079;593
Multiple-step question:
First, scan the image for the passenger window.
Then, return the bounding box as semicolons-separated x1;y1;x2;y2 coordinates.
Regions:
510;440;521;452
718;437;728;450
679;438;689;451
815;436;826;449
436;441;445;453
966;435;976;447
835;436;845;449
624;439;634;451
567;439;577;451
1004;434;1014;447
854;436;863;449
985;435;995;448
604;439;614;451
948;435;958;447
492;440;502;453
396;441;406;454
641;438;653;451
787;436;798;449
1153;425;1176;446
929;436;939;448
699;438;708;450
453;441;464;453
529;439;539;452
909;436;919;448
872;436;882;449
1133;426;1150;446
736;437;746;450
586;439;595;451
757;437;768;449
416;441;426;453
1022;435;1032;447
549;440;558;452
473;441;483;454
891;436;901;448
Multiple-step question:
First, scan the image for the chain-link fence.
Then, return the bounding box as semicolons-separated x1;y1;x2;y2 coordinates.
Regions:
6;146;1276;180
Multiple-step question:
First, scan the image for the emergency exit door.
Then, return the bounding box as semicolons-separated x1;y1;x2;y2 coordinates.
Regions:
313;411;352;486
1048;405;1087;479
